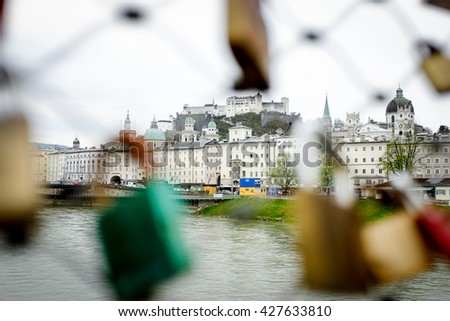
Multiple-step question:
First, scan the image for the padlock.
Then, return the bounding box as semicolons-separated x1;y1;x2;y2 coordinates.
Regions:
391;174;450;262
295;191;368;292
227;0;269;90
420;43;450;93
98;183;190;300
424;0;450;11
416;206;450;260
0;115;38;244
360;211;430;284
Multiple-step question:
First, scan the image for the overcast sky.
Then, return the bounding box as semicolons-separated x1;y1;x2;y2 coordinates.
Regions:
3;0;450;147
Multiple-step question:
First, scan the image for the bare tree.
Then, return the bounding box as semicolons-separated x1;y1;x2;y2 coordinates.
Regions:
380;133;424;176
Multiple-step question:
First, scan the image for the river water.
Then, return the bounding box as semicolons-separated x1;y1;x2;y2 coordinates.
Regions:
1;206;450;301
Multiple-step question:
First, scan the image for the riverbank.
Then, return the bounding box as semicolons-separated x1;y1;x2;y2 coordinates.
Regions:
196;197;450;223
196;197;295;222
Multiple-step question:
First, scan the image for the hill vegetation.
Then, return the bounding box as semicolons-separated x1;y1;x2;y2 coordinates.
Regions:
215;112;292;139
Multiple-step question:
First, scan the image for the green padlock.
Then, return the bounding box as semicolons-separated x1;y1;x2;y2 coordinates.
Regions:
98;183;190;300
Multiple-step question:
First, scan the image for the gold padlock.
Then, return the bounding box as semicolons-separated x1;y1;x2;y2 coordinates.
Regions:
360;211;430;284
421;45;450;93
295;191;367;292
0;115;37;243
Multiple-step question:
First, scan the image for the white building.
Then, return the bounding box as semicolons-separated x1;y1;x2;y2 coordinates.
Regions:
337;139;389;197
228;124;252;142
181;93;289;118
157;119;174;132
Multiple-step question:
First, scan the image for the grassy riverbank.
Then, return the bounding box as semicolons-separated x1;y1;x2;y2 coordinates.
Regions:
197;198;295;222
196;197;450;223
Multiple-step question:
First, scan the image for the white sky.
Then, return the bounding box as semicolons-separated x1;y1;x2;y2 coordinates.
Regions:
2;0;450;147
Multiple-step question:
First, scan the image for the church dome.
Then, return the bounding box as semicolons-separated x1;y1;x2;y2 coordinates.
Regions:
208;116;217;129
185;111;195;126
144;116;165;141
386;87;414;114
144;128;165;140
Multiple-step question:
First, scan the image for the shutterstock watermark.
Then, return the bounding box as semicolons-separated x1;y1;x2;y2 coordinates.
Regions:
99;132;347;169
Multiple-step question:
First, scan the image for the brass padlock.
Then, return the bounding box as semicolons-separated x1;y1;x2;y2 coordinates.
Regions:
360;211;430;284
420;43;450;93
295;191;367;292
0;115;38;243
227;0;269;90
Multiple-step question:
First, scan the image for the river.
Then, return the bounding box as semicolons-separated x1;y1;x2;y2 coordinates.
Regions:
0;206;449;301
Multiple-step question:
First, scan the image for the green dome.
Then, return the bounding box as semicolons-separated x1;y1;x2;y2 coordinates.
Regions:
208;116;217;129
185;111;195;126
144;128;165;141
144;117;165;140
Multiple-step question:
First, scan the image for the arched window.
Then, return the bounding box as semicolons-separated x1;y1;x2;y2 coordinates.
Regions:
391;115;395;123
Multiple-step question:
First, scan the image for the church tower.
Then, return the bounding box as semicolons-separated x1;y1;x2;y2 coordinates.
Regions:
385;87;415;136
322;95;332;131
119;110;137;141
124;110;131;131
72;137;80;149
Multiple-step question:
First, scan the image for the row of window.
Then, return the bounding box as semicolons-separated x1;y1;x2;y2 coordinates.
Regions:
417;168;450;175
418;146;449;154
436;189;450;195
419;157;449;164
348;157;382;163
352;168;383;175
354;179;385;185
342;146;384;152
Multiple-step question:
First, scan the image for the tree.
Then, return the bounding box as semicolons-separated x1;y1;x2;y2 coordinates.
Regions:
263;118;289;135
320;155;334;195
334;118;345;130
438;125;449;135
232;112;264;136
380;133;424;176
269;152;297;195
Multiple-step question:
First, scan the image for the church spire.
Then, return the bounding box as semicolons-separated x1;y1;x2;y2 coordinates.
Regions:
150;115;158;129
322;94;332;130
323;95;331;118
396;86;403;98
124;110;131;130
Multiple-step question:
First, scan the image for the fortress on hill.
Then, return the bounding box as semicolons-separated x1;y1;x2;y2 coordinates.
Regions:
180;92;289;118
